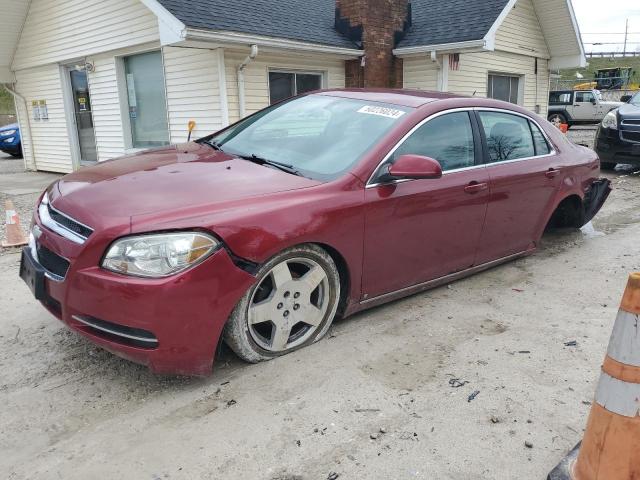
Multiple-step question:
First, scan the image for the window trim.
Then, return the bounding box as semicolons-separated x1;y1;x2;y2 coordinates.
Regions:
116;48;170;152
366;107;557;188
487;73;524;106
474;109;556;166
267;69;326;104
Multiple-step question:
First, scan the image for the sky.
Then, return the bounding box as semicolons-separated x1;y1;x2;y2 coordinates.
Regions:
572;0;640;53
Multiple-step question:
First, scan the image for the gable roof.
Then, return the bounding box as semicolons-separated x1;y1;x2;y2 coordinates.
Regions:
156;0;357;49
398;0;510;48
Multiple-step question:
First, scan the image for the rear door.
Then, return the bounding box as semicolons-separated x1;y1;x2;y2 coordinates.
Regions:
362;110;490;299
474;110;561;264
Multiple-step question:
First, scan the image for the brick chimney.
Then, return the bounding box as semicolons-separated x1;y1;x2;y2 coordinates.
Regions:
335;0;410;88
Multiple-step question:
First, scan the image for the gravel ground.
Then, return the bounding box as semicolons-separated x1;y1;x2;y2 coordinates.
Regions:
0;155;60;254
1;153;640;480
566;125;598;150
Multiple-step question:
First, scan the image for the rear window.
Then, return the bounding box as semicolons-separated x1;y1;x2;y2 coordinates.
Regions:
549;92;572;105
478;111;536;162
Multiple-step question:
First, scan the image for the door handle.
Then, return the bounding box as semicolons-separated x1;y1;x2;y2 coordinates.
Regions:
545;168;560;179
464;181;488;194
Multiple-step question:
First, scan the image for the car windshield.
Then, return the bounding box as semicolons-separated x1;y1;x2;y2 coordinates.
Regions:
208;95;413;181
630;92;640;106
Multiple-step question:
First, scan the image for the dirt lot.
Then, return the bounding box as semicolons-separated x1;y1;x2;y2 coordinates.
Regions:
1;148;640;480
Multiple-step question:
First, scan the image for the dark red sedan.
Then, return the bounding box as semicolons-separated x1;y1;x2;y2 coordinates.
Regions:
20;89;610;375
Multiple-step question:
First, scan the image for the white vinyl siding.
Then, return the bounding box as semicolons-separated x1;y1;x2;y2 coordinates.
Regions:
224;51;346;123
13;0;159;71
87;54;127;161
451;52;549;116
494;0;550;59
162;47;223;143
13;66;73;173
402;58;439;91
402;51;550;116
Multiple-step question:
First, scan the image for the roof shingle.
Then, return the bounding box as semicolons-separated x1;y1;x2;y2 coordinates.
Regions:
398;0;510;48
157;0;359;49
156;0;510;51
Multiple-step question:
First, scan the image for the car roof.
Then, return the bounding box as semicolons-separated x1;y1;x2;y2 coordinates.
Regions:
316;89;466;108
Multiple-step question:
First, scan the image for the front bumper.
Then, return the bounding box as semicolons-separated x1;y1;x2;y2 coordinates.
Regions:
22;213;257;376
0;133;21;155
595;127;640;166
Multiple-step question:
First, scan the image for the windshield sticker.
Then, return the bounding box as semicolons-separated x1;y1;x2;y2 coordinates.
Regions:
357;105;406;119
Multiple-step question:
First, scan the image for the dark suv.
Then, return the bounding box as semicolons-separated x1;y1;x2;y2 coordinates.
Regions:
595;92;640;169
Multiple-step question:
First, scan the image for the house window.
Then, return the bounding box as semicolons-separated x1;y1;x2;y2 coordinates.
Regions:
123;51;169;148
488;74;521;105
268;71;323;104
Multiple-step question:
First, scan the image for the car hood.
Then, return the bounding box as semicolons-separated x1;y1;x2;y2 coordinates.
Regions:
50;142;321;230
0;123;18;132
618;103;640;118
601;101;624;108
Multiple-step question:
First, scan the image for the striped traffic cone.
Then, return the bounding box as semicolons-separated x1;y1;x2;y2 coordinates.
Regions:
2;200;28;248
548;273;640;479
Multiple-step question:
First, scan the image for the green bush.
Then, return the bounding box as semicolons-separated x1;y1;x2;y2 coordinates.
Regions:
0;88;15;114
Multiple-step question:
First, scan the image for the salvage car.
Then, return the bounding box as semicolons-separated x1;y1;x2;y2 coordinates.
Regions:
595;91;640;169
20;90;611;375
0;123;22;158
548;89;623;128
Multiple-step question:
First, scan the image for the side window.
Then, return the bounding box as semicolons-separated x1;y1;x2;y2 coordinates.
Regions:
478;111;535;162
575;91;595;103
529;121;551;156
390;112;475;172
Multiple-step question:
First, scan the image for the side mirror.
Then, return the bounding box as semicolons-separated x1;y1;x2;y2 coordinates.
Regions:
590;98;597;105
621;95;632;103
387;154;443;180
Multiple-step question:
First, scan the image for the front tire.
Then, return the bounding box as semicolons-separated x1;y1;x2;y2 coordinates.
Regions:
224;244;341;363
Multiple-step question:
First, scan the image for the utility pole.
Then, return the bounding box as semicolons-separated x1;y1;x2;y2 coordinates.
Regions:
623;18;629;56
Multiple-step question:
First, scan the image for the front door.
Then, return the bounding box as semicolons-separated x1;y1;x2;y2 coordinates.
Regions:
69;69;97;163
573;91;598;121
362;111;489;300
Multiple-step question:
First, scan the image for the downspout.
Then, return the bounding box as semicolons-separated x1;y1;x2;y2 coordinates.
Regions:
431;51;443;91
3;83;34;170
237;45;258;119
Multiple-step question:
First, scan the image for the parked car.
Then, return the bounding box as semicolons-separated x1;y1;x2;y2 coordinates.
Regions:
0;123;22;158
19;90;611;375
548;90;623;127
595;91;640;169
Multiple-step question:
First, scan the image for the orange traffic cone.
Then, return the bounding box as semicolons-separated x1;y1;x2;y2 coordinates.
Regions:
2;200;28;248
548;273;640;479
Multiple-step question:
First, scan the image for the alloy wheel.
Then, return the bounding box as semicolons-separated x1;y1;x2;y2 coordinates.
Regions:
247;257;330;352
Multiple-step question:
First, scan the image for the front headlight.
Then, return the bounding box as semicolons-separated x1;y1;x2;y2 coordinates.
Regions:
1;129;17;136
601;110;618;130
102;232;220;278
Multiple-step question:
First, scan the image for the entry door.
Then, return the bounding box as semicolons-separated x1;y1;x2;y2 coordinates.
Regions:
362;111;489;299
69;69;97;163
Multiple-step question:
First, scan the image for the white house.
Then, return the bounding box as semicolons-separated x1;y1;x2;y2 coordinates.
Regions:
0;0;585;173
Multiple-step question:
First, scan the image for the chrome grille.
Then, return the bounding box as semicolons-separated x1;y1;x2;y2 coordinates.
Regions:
47;203;93;239
39;193;93;244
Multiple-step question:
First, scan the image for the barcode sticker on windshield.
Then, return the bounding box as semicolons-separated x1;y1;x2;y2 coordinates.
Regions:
357;105;406;119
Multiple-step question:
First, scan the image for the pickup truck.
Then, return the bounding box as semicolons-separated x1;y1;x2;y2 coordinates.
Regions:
548;90;623;128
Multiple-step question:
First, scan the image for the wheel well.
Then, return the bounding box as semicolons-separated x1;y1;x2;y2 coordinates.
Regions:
546;195;584;230
314;242;351;318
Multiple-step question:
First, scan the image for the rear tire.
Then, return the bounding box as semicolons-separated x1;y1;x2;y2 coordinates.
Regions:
548;113;568;128
224;244;340;363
